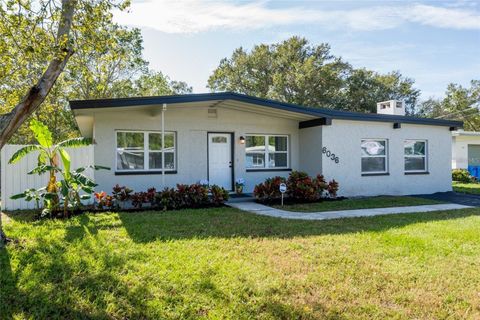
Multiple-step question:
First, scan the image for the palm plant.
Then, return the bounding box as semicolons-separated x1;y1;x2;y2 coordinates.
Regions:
8;119;92;213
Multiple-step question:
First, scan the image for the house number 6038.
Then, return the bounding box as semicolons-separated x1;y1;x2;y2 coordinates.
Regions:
322;147;339;164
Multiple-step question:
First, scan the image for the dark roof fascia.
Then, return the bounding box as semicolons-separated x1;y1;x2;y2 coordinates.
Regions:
70;92;325;118
320;111;463;127
69;92;463;128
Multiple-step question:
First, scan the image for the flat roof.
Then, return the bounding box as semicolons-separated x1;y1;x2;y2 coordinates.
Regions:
70;92;463;128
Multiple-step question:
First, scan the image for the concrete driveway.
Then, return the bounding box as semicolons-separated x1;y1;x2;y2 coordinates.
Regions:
414;192;480;207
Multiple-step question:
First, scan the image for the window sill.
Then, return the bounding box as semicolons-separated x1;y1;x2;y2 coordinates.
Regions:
361;173;389;176
246;168;292;172
405;171;429;175
115;170;177;176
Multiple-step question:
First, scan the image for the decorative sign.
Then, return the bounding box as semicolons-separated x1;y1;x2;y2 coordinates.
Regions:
279;183;287;207
322;147;339;164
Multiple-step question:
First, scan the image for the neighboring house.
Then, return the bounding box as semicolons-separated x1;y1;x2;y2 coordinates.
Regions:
70;92;462;197
452;130;480;178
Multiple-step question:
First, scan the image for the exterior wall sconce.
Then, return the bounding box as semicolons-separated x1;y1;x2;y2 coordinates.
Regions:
239;136;245;144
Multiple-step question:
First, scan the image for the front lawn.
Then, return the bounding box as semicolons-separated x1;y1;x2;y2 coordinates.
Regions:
453;182;480;195
272;196;443;212
2;207;480;319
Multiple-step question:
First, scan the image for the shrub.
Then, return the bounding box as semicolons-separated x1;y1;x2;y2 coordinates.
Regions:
286;171;328;202
254;171;340;203
112;184;133;208
94;191;114;209
130;188;157;209
210;185;229;206
176;184;210;208
253;176;286;202
452;169;476;183
326;180;339;198
155;187;179;210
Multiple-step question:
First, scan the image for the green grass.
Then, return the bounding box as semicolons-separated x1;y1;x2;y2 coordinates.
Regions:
271;196;443;212
453;182;480;195
2;207;480;319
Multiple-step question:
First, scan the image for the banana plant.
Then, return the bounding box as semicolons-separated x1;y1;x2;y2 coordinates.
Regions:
8;119;93;214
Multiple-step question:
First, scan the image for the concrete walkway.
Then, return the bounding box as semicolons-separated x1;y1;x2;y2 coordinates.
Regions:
227;201;472;220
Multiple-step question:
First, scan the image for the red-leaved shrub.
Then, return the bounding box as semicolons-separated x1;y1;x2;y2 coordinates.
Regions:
253;176;286;202
254;171;339;203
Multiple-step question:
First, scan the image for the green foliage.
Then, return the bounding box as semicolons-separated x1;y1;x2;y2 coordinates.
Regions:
29;119;53;148
8;145;43;164
417;80;480;131
210;185;230;206
208;36;420;113
8;120;107;217
0;1;192;144
452;169;476;183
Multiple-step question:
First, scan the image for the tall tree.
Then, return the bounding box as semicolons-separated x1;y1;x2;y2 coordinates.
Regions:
0;0;132;147
208;36;420;113
418;80;480;131
3;10;192;144
0;0;129;244
341;69;420;114
208;37;350;108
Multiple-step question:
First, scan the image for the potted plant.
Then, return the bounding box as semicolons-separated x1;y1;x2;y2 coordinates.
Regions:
235;178;245;194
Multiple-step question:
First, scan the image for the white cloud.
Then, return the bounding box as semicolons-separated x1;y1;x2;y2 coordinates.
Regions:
409;4;480;29
114;1;480;34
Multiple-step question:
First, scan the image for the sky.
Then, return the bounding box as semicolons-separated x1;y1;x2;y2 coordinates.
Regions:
114;0;480;99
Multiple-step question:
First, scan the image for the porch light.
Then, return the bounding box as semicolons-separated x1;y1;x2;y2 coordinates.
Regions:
239;136;245;144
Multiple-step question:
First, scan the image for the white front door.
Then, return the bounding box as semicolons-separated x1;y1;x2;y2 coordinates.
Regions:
208;133;233;190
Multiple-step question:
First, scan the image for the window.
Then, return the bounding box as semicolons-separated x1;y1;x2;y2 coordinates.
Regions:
361;139;388;174
246;135;289;169
404;140;427;172
116;131;175;172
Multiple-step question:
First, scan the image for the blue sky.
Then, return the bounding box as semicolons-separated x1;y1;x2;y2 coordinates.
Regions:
115;0;480;99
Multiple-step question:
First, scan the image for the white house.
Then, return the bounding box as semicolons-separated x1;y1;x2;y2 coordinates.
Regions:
70;92;462;197
452;130;480;178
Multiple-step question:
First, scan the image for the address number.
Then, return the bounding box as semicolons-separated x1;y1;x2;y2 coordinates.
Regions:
322;147;339;164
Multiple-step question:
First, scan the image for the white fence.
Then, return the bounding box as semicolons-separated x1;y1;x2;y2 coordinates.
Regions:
1;145;94;210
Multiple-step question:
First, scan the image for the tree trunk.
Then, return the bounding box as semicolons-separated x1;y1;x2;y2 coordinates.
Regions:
0;0;77;245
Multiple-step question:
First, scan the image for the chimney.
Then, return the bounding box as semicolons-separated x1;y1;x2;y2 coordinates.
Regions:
376;100;405;116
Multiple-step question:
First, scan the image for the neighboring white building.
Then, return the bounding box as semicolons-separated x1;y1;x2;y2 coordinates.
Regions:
68;93;461;197
452;130;480;178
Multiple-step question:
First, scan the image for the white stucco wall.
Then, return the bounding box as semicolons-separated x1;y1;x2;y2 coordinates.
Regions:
299;126;322;176
452;135;480;169
320;120;452;196
92;105;300;193
88;104;453;197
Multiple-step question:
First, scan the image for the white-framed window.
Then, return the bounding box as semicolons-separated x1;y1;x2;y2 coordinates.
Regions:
361;139;388;174
245;135;289;169
404;140;427;172
116;130;176;172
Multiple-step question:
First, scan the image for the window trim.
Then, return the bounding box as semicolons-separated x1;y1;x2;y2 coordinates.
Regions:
245;134;290;170
115;130;176;173
404;139;428;173
361;138;389;174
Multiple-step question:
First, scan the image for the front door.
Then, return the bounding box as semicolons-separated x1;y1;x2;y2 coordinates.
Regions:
208;133;233;190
